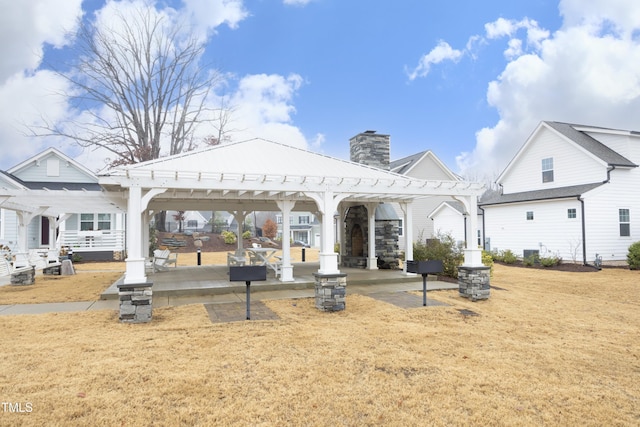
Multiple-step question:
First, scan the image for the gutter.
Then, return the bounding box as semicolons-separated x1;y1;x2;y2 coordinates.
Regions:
478;205;486;251
579;196;601;270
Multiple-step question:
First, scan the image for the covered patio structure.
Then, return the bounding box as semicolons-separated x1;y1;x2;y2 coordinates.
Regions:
98;138;485;303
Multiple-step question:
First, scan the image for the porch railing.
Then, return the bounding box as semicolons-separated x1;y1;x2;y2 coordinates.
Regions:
58;230;125;252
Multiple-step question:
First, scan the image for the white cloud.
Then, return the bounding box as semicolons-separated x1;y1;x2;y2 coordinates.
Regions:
0;0;82;82
227;73;309;148
406;41;463;81
283;0;313;6
445;0;640;178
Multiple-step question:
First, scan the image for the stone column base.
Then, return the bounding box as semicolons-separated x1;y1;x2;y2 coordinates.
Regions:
313;273;347;312
11;266;35;285
117;282;153;323
458;266;490;301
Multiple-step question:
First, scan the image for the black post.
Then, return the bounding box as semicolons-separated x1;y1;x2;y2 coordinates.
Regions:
302;247;306;262
245;280;251;320
422;274;428;307
197;248;201;266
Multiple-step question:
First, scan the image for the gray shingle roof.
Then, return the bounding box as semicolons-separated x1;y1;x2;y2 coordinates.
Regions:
389;151;428;175
479;182;605;206
546;121;637;167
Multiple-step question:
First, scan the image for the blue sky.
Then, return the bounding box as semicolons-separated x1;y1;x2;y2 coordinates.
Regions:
2;0;640;180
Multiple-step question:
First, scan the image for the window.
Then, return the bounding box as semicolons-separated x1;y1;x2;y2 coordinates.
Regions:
542;157;554;183
187;220;198;228
276;215;282;224
98;213;111;230
397;219;403;236
526;211;534;221
299;215;310;225
80;213;112;231
619;209;630;237
567;208;576;219
80;214;94;231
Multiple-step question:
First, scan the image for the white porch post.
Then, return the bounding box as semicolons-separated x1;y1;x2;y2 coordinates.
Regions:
338;205;347;266
276;200;296;282
230;211;248;254
124;186;147;284
400;202;414;275
366;203;378;270
307;190;346;274
460;195;483;267
15;208;45;255
46;215;57;251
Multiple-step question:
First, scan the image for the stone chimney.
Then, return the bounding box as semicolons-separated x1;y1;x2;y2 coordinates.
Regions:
349;130;390;170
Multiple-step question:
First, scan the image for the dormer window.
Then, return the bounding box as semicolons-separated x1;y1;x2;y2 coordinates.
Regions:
542;157;554;183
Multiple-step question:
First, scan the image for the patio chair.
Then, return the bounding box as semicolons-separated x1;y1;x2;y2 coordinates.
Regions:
152;249;178;272
227;250;247;266
0;257;33;278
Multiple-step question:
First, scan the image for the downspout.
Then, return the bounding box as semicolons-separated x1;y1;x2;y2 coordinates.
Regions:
478;205;486;250
604;165;615;183
580;197;600;270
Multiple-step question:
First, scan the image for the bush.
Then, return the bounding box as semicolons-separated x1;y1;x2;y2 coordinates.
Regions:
242;230;251;240
523;255;537;267
540;255;561;267
482;250;494;277
221;230;237;244
627;241;640;270
412;232;463;278
501;249;518;264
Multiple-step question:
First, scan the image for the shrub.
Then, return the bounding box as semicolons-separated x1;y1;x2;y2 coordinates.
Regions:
501;249;518;264
221;230;237;244
627;241;640;270
482;250;494;277
523;255;537;267
242;230;251;240
412;231;464;278
540;255;561;267
262;218;278;239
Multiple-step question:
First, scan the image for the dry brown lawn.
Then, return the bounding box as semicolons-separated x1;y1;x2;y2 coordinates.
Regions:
1;264;638;426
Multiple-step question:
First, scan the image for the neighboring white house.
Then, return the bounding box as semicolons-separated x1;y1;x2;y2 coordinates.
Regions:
390;150;480;247
0;148;126;261
276;212;321;247
480;121;640;265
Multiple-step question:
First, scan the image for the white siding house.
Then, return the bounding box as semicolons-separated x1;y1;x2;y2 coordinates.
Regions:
481;121;640;265
0;148;126;261
390;151;480;246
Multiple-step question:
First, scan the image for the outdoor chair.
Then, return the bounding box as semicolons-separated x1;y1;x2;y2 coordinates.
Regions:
151;249;178;272
0;257;33;278
227;250;247;266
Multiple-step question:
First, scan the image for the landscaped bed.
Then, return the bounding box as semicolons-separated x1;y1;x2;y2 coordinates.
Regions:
0;264;638;425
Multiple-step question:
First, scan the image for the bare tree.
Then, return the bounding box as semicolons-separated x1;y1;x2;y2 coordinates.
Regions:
37;5;228;166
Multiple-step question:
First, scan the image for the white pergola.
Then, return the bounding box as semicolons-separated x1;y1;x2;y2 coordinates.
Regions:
0;178;126;254
98;138;485;285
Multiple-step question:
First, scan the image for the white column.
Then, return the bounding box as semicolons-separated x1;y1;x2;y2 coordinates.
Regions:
366;203;378;270
46;216;57;251
462;195;483;267
338;205;347;267
124;186;147;284
307;191;347;274
400;202;414;275
230;211;248;254
276;200;296;282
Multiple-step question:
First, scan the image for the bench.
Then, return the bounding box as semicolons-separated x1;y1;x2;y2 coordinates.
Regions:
151;249;178;272
227;251;247;266
1;258;35;285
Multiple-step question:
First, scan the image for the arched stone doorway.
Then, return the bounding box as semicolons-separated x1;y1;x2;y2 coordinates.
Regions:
351;224;364;257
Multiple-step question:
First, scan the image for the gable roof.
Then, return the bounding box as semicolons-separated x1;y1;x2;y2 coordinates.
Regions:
101;138;484;212
7;147;98;182
498;121;637;182
545;122;637;167
479;182;604;206
428;201;466;218
390;150;460;180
